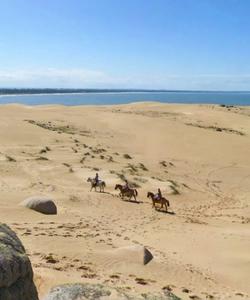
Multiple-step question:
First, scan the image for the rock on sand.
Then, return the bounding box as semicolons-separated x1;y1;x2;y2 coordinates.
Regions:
21;196;57;215
109;245;154;265
43;283;180;300
0;223;39;300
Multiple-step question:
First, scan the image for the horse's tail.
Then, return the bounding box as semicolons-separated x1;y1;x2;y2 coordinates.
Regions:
134;189;138;196
103;181;106;187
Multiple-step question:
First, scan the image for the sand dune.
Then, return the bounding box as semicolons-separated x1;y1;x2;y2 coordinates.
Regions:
0;102;249;299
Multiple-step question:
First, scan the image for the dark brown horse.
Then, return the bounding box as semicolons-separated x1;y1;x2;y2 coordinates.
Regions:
115;184;138;201
147;191;170;211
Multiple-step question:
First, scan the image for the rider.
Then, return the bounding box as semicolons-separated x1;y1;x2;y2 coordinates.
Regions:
155;188;162;200
123;179;130;192
94;173;99;185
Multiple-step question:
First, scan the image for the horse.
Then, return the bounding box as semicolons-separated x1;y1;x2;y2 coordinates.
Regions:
115;184;138;202
147;191;170;211
87;177;106;192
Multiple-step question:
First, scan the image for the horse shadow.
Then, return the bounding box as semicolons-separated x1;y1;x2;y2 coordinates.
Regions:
100;191;114;195
92;190;114;196
155;208;175;215
121;198;143;204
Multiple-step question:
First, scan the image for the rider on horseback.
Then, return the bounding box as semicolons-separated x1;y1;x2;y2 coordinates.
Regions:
94;173;99;186
123;179;130;192
154;188;162;201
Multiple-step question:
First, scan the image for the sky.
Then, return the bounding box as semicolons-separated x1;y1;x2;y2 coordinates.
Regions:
0;0;250;90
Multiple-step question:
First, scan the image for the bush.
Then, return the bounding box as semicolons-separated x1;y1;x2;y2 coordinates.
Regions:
123;154;132;159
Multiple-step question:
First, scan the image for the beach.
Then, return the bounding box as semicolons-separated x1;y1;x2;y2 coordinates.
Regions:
0;102;249;299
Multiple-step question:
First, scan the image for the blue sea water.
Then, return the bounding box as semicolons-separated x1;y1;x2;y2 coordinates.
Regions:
0;91;250;106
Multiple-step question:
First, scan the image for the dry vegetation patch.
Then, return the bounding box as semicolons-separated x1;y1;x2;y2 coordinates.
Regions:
25;119;91;136
185;122;245;136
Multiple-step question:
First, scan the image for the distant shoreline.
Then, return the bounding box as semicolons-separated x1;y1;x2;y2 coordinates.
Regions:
0;91;191;98
0;90;250;106
1;89;250;97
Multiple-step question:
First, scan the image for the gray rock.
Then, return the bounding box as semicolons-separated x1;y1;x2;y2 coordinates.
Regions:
0;223;38;300
109;245;153;265
43;283;181;300
21;196;57;215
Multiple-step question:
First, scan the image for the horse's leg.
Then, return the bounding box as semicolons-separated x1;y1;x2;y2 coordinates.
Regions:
151;197;154;208
134;192;137;201
129;192;132;201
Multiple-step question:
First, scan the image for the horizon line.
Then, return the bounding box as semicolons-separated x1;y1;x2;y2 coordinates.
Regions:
1;88;250;94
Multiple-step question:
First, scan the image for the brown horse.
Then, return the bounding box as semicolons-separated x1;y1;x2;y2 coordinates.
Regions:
115;184;138;201
147;192;170;211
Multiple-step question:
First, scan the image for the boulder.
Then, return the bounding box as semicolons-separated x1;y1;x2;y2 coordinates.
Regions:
43;283;180;300
21;196;57;215
0;223;38;300
109;245;153;265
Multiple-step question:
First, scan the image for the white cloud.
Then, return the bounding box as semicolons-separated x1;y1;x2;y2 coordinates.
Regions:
127;74;250;90
0;68;115;88
0;68;250;90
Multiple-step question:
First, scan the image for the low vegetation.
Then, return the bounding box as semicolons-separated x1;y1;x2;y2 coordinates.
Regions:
6;155;16;162
25;119;91;136
138;163;148;171
36;156;49;161
185;122;245;136
123;153;132;159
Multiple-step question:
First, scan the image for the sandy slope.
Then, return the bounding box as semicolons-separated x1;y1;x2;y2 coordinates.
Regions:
0;102;249;299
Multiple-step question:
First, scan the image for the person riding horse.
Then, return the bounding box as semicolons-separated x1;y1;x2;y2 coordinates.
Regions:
147;189;169;211
154;188;162;201
94;173;99;186
123;179;130;192
88;173;106;192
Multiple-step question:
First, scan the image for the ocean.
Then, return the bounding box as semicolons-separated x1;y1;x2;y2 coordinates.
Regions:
0;91;250;106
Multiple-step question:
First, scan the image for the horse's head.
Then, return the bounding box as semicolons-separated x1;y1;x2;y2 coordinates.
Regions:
115;184;118;190
147;192;152;198
87;177;91;182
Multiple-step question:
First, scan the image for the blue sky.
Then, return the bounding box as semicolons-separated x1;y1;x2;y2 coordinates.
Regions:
0;0;250;90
